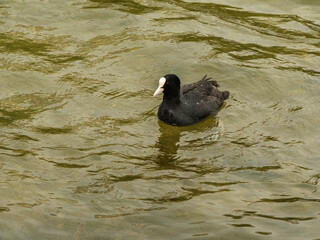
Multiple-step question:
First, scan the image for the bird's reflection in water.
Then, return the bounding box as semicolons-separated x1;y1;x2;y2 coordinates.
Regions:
155;121;181;167
155;116;220;168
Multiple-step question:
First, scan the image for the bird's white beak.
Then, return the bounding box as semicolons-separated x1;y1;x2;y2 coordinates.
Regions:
153;77;166;97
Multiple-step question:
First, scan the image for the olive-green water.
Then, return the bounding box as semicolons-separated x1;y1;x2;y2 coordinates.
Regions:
1;0;320;239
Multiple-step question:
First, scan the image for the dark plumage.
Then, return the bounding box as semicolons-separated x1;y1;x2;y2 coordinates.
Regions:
153;74;229;126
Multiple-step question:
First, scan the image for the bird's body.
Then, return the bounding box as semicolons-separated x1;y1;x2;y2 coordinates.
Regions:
153;74;229;126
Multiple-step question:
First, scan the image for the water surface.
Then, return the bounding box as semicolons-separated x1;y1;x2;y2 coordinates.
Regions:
1;0;320;239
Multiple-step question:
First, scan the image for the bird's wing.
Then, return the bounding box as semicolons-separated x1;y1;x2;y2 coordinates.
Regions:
182;75;219;95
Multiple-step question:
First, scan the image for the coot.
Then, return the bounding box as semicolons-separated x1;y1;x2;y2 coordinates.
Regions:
153;74;229;126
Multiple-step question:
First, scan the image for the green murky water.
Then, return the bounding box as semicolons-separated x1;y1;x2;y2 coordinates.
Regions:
1;0;320;239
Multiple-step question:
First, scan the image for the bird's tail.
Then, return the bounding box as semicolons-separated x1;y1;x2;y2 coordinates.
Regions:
222;91;230;100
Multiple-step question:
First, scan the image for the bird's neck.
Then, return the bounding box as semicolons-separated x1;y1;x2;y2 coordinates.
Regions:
163;91;180;105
